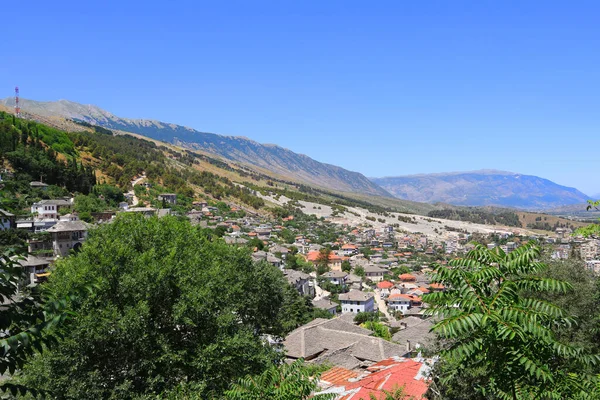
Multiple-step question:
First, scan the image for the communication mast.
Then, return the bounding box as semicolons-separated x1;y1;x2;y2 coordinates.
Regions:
14;86;20;117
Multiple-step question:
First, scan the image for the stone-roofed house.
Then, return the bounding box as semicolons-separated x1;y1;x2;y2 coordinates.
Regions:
46;220;88;257
322;270;348;286
312;298;339;315
0;209;15;230
283;269;315;298
31;199;73;220
14;255;51;285
363;264;387;282
392;317;435;355
283;317;406;369
338;290;375;314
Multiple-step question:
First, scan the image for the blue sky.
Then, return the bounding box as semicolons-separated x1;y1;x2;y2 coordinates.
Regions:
1;1;599;195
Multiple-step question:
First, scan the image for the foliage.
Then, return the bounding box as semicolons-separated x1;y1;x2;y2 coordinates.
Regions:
576;200;600;237
0;112;96;197
16;215;305;398
361;321;392;341
0;248;74;397
341;260;352;272
225;359;335;400
354;265;365;277
427;209;521;227
354;311;380;324
424;242;600;399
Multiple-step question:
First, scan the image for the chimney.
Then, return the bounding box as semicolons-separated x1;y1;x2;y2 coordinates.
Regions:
406;340;411;354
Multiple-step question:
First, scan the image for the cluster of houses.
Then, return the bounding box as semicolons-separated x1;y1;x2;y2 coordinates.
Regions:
1;197;89;286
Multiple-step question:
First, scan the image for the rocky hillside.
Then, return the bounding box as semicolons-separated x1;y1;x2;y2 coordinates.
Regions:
0;98;391;198
371;170;590;210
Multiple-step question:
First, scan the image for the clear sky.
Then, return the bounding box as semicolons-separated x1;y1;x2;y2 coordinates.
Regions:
1;1;598;195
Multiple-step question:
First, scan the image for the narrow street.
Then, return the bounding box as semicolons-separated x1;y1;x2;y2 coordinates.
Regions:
374;288;396;323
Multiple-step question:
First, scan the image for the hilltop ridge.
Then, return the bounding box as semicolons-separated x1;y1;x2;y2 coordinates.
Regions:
0;97;391;198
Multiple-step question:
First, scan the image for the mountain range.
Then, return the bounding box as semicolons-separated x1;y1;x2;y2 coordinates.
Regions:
0;98;391;198
371;170;590;210
1;97;590;210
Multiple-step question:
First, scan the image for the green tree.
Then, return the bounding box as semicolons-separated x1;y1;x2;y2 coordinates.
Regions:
17;214;299;399
316;248;332;275
225;359;335;400
341;260;352;273
0;249;71;397
424;242;599;399
354;265;365;278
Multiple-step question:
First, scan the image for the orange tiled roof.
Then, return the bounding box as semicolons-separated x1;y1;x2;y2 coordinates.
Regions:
377;281;394;289
320;366;359;386
399;273;416;281
341;358;428;399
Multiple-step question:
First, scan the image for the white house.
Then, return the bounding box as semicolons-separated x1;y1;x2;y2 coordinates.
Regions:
31;199;72;220
338;290;376;314
387;294;413;314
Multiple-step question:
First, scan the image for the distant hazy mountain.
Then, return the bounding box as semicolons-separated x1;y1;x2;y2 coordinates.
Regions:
371;170;589;210
1;98;391;197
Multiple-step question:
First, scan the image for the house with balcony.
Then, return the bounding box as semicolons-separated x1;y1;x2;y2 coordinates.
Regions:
46;220;88;257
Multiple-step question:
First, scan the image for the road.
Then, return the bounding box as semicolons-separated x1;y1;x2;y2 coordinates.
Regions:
374;288;396;322
127;174;146;206
313;280;330;301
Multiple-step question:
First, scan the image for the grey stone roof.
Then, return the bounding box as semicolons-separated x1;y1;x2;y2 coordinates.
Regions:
0;209;14;217
312;298;339;310
13;255;50;267
363;264;387;273
283;269;310;285
46;220;88;233
392;318;435;349
338;290;374;302
34;199;72;206
284;317;405;366
322;271;348;279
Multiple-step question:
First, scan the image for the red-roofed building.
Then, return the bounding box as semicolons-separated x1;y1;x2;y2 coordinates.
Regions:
377;280;394;298
306;250;343;271
429;283;445;291
319;367;359;387
341;243;359;256
399;273;416;282
377;281;394;289
326;357;429;399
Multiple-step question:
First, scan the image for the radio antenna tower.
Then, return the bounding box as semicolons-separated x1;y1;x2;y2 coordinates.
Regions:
14;86;21;117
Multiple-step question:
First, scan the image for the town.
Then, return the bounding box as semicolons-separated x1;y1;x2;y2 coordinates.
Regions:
2;167;598;398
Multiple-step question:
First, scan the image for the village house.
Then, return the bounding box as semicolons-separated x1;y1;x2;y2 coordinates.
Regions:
306;251;343;271
376;280;394;298
31;199;73;220
339;290;376;314
363;264;387;282
387;293;422;315
341;243;359;256
15;255;51;285
46;220;88;257
318;357;430;400
157;193;177;205
311;298;339;315
283;269;315;298
322;270;348;286
283;318;405;369
0;209;15;230
29;181;48;190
